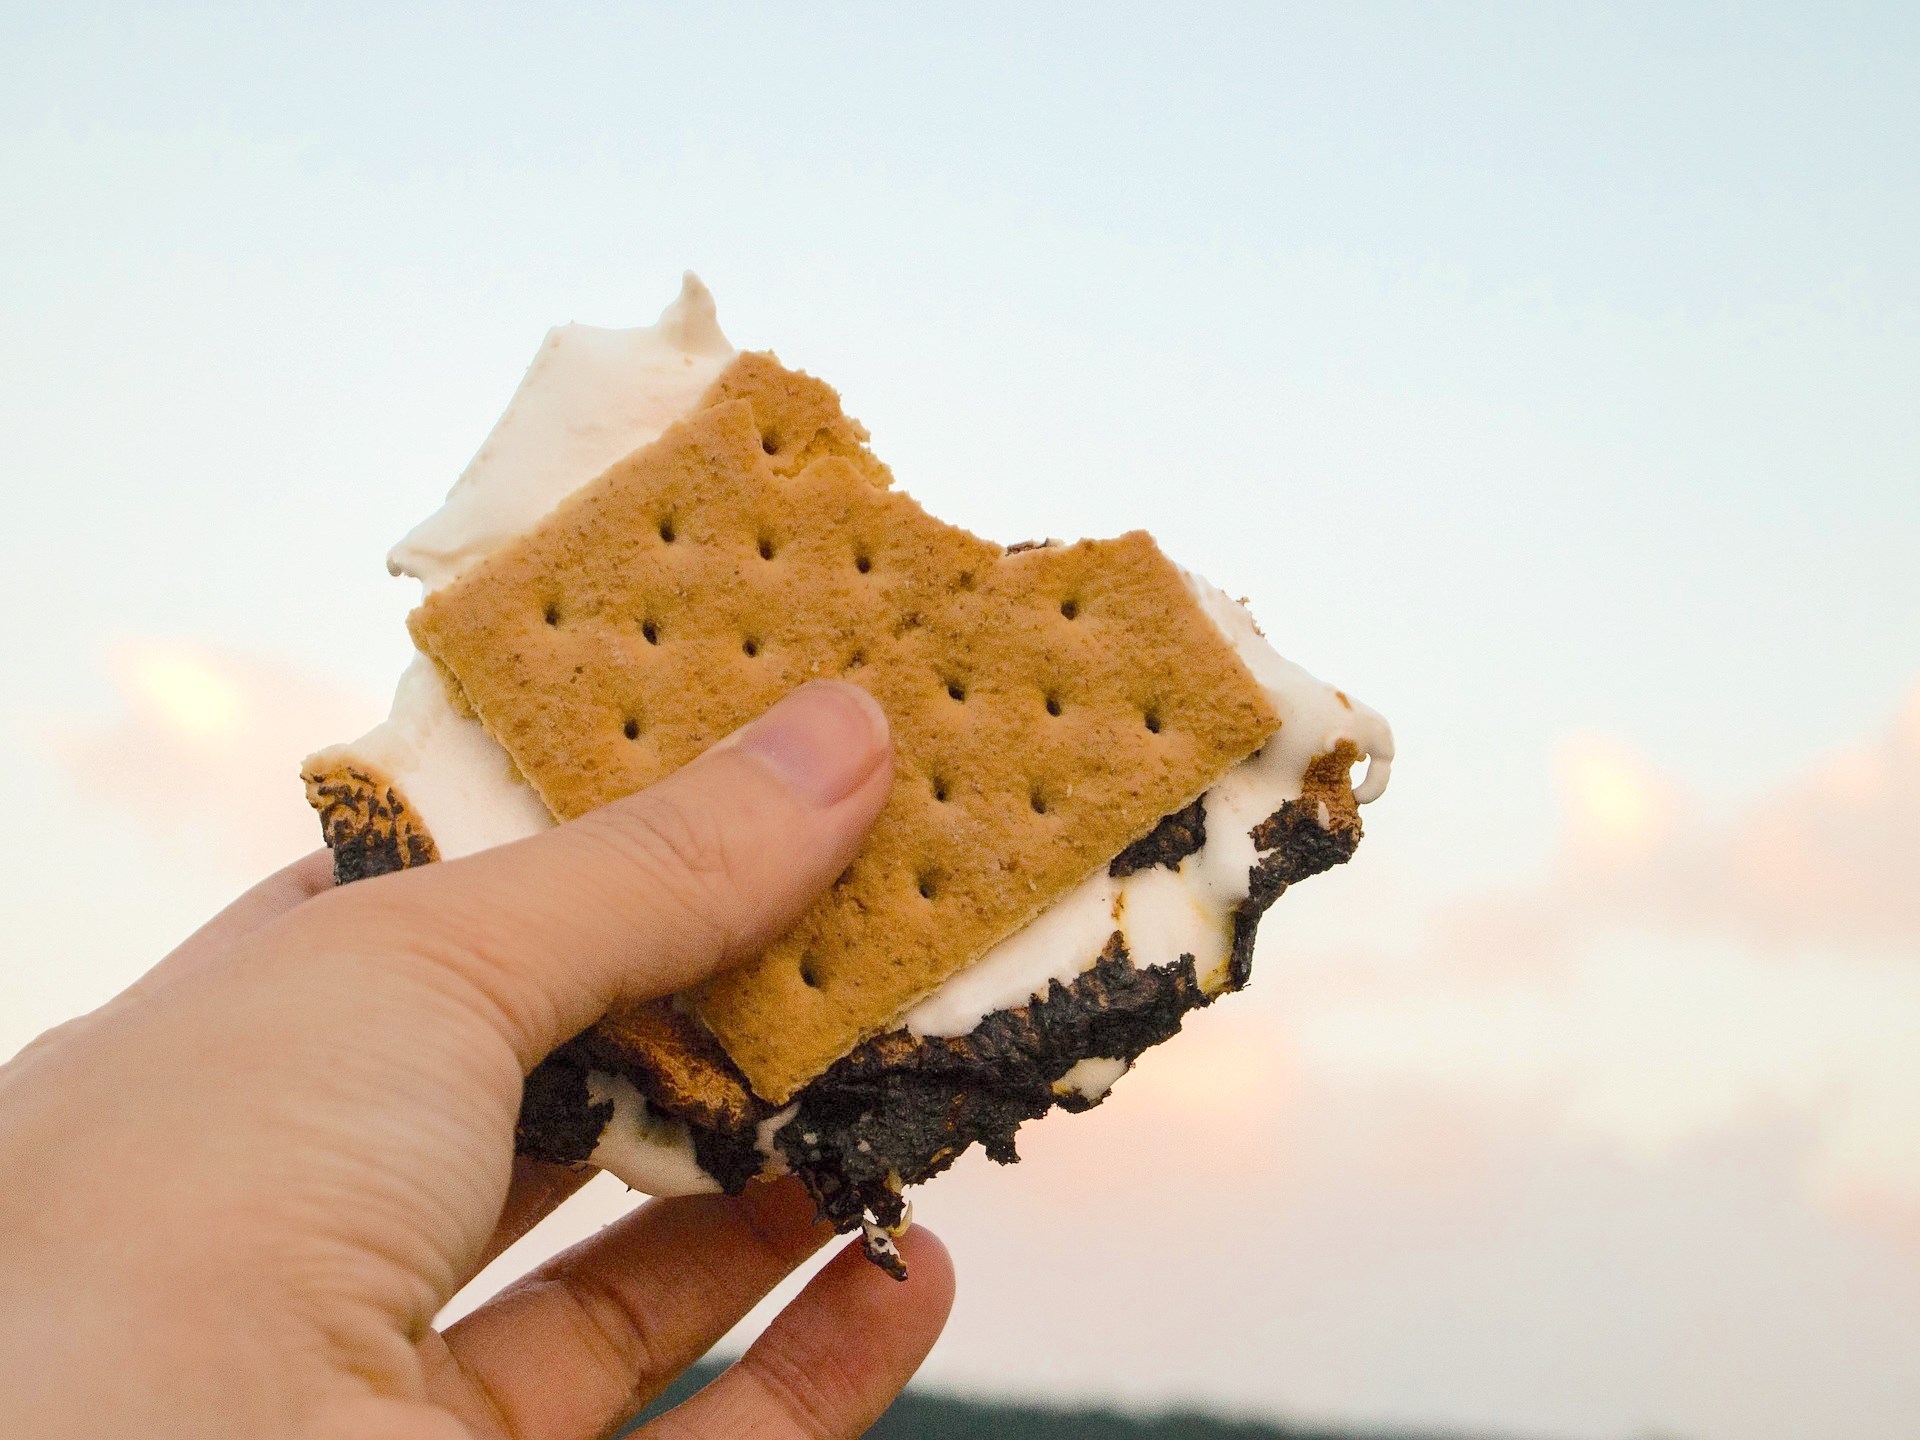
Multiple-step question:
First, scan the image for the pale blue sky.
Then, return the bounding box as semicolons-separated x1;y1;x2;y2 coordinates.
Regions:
4;7;1918;1437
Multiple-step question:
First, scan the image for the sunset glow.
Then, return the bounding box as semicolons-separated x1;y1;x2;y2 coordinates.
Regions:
6;9;1916;1437
118;643;248;741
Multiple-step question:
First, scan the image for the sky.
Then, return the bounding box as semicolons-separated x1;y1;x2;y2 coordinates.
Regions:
2;4;1917;1437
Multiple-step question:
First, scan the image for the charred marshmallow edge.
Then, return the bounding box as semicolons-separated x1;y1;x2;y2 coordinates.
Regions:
306;274;1395;1210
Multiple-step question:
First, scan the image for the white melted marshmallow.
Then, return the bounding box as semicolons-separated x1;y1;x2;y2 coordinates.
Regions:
1052;1056;1130;1102
313;275;1394;1199
391;273;735;592
585;1071;722;1196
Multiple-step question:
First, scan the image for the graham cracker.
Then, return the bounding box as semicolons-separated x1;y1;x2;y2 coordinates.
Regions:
408;354;1281;1102
587;999;761;1132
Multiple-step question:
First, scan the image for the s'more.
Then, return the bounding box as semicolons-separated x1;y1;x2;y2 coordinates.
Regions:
303;275;1393;1275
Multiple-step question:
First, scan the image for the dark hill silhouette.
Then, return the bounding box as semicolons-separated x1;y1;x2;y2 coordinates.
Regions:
620;1362;1549;1439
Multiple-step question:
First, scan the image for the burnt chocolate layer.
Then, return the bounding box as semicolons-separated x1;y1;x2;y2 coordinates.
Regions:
1229;768;1363;990
516;1046;613;1165
1109;796;1207;878
772;936;1206;1232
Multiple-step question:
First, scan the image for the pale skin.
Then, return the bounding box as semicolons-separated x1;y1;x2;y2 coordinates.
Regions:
0;681;955;1439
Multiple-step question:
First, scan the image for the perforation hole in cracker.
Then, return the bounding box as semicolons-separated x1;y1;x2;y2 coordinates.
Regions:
409;351;1280;1102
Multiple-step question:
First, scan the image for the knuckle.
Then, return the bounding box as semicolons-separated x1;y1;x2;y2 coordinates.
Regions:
591;794;750;953
744;1339;858;1440
630;792;740;890
556;1271;665;1408
308;879;559;1060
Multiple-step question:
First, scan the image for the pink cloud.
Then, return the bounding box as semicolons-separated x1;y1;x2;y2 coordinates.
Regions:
45;639;379;878
1361;679;1920;1010
913;1062;1920;1440
1560;680;1920;954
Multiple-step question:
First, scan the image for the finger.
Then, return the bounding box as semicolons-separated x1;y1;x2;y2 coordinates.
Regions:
147;849;336;983
307;681;892;1067
427;1178;831;1440
473;1157;594;1272
645;1226;954;1440
171;848;334;960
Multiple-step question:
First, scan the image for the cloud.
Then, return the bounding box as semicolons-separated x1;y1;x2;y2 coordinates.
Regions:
1275;679;1920;1236
1377;682;1920;1009
913;1062;1920;1440
44;639;379;877
1559;680;1920;953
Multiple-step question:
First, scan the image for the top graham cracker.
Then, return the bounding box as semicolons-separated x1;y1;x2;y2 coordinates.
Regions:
409;354;1281;1102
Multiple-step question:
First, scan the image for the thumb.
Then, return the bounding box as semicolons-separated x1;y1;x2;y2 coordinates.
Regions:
306;680;892;1067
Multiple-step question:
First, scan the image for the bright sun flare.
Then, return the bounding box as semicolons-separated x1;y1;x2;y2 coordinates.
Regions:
122;645;248;740
1557;735;1672;858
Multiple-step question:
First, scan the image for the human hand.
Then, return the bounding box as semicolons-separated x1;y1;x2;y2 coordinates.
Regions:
0;682;954;1439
